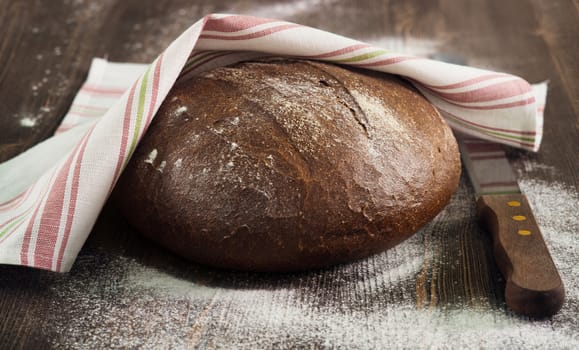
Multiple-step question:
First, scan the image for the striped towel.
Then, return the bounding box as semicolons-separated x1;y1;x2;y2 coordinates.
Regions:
0;14;547;272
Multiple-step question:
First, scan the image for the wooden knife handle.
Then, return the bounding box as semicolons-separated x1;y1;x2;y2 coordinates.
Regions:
476;193;565;318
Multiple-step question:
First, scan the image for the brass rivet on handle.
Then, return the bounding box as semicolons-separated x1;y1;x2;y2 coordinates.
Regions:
507;201;521;207
518;229;532;236
512;215;527;221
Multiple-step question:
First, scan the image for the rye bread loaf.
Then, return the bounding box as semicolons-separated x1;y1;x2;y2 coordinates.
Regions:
114;59;461;271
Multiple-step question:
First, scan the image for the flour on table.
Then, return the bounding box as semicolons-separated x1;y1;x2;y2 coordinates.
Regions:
46;175;579;350
227;0;338;19
518;178;579;307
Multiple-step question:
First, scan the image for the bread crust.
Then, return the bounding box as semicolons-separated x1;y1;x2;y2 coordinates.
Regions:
115;59;461;271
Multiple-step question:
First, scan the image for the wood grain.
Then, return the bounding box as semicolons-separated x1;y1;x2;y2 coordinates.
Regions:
477;193;565;318
0;0;577;348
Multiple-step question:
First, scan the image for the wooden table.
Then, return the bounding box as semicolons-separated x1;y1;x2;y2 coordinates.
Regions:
1;0;577;348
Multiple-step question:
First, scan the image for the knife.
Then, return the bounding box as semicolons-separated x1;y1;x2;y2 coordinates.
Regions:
456;134;565;318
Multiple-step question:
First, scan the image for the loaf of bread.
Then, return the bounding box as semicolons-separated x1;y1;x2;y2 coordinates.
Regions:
115;58;461;271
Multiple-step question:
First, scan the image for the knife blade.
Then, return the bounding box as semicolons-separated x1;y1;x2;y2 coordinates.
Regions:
456;134;565;318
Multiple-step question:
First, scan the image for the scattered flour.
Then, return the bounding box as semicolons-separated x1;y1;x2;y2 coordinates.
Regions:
228;0;338;19
156;160;166;173
174;106;188;116
518;178;579;305
144;148;158;165
45;177;579;349
19;116;38;128
350;89;405;135
517;158;559;176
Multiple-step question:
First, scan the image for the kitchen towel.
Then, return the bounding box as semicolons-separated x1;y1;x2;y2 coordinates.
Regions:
0;14;547;272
